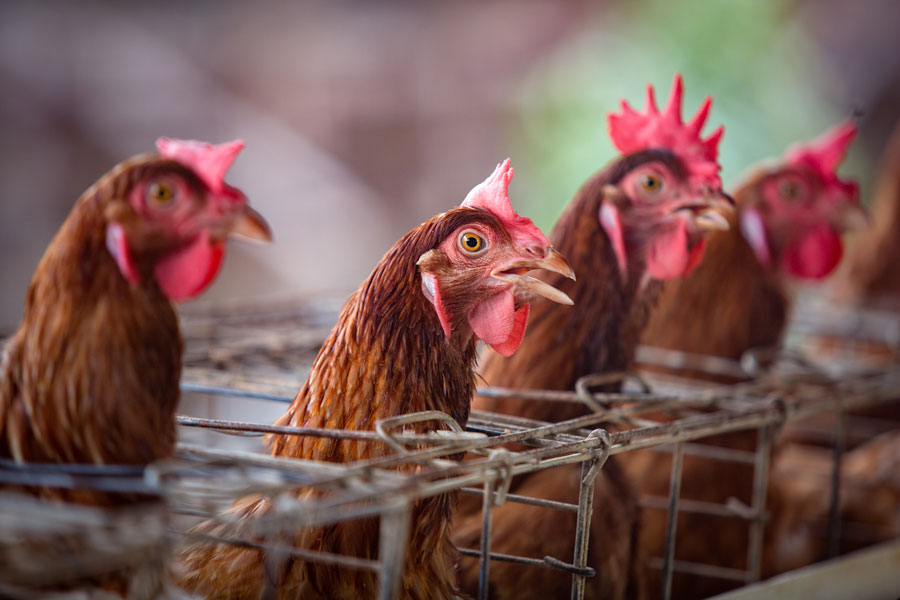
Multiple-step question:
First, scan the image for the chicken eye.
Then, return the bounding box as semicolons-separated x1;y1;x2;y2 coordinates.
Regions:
778;179;800;200
639;173;663;194
458;231;487;255
147;180;176;207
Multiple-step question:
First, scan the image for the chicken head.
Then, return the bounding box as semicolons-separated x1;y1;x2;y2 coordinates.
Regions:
104;138;271;302
601;74;733;283
417;159;575;356
739;120;867;279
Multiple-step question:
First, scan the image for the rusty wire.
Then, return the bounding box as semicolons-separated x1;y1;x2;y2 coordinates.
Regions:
2;298;899;599
164;361;900;599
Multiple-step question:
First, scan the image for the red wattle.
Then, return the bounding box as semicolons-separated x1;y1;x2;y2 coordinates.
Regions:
153;231;225;302
469;289;515;345
490;304;530;357
783;223;843;280
647;219;694;280
468;290;531;357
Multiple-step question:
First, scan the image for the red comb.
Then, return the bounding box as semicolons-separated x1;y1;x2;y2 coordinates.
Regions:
607;74;723;189
155;137;244;194
462;158;550;247
462;158;517;219
784;120;858;198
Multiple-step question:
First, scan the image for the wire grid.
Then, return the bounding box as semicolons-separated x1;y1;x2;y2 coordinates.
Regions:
1;296;898;599
0;468;169;599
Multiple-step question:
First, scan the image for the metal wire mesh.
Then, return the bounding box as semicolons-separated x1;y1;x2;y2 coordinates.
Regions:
1;294;898;599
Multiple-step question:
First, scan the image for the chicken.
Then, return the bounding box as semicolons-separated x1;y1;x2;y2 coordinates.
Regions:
452;75;731;599
628;121;864;598
175;159;575;600
0;138;271;595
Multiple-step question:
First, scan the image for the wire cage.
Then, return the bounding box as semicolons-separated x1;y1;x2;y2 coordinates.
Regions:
1;293;899;599
0;465;169;599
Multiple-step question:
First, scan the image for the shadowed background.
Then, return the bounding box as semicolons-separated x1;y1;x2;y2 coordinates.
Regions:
2;0;900;330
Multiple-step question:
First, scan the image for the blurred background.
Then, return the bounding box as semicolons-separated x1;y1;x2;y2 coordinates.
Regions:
2;0;900;331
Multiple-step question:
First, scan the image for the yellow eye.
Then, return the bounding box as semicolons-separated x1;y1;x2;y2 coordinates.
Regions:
639;173;662;193
459;231;486;254
778;180;799;200
147;180;175;206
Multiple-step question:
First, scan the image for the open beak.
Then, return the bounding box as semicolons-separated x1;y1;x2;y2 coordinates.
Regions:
831;202;870;232
713;191;736;210
674;191;735;232
694;209;731;231
229;206;273;242
490;247;576;306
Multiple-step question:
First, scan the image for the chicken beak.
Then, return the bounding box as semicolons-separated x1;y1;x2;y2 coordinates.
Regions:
694;209;731;231
491;248;576;306
529;247;576;281
831;202;870;232
713;191;736;210
701;191;736;215
229;206;273;242
680;190;734;231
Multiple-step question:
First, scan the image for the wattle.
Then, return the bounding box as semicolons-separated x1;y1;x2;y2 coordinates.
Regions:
468;289;531;357
647;219;706;280
783;223;843;280
153;231;225;302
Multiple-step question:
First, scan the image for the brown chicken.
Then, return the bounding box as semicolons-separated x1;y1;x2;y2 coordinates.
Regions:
629;121;865;598
0;138;271;595
452;75;732;599
175;160;575;599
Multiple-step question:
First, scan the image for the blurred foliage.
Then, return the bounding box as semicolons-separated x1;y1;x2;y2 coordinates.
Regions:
509;0;863;230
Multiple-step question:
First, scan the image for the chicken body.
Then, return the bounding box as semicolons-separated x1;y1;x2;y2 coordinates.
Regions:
0;194;181;467
176;161;574;599
0;140;270;597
